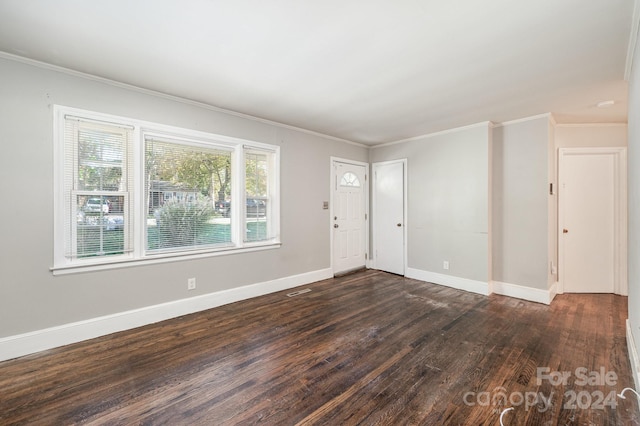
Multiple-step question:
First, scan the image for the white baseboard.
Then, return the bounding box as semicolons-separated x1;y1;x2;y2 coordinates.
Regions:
403;268;557;304
405;268;490;295
0;268;333;362
491;280;557;305
627;319;640;403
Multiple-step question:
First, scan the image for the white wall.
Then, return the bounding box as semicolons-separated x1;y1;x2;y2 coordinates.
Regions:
0;57;368;339
371;124;491;288
627;25;640;387
492;117;550;290
547;119;557;289
555;124;628;148
491;120;628;294
1;51;634;359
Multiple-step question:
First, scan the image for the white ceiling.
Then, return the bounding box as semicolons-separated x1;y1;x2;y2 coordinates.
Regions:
0;0;635;145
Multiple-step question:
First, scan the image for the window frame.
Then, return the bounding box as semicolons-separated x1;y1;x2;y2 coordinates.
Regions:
142;132;237;256
53;105;281;275
243;147;279;244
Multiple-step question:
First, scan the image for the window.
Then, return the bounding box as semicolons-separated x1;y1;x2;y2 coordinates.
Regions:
245;149;277;242
145;136;233;252
54;106;280;272
340;172;361;187
62;117;133;260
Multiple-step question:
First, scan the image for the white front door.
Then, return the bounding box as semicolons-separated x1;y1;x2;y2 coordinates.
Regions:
373;160;406;275
332;161;367;274
559;148;626;294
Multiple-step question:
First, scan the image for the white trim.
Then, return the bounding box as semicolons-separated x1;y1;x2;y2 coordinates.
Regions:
0;52;365;148
625;0;640;81
406;268;557;303
0;268;332;362
372;121;493;148
557;147;628;295
492;113;554;128
618;149;629;296
330;158;370;168
554;122;628;128
406;268;490;295
487;125;493;294
51;243;281;275
372;159;408;276
627;319;640;402
491;281;557;305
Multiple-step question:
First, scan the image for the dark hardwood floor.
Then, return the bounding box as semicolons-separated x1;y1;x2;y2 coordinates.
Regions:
1;270;638;425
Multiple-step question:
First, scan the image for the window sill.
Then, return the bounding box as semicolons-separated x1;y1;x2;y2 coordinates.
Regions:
50;242;281;276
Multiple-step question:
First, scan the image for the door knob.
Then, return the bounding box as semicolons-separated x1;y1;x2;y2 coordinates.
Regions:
563;229;568;234
334;224;339;228
397;223;402;227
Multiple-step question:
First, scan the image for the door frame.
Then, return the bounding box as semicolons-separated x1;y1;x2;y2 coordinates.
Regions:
372;159;408;275
330;157;369;275
557;147;627;295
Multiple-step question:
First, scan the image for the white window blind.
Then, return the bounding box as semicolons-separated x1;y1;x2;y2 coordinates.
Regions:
63;117;133;259
145;136;233;253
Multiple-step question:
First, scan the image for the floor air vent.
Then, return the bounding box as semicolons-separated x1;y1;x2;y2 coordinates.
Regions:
287;289;311;297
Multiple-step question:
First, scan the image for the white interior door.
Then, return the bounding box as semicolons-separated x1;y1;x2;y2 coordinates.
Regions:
373;160;405;275
332;161;367;274
559;149;625;293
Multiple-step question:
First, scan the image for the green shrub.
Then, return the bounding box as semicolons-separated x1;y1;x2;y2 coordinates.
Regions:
155;196;215;248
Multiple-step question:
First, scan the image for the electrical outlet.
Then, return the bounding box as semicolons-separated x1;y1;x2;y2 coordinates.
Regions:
187;277;196;290
443;261;449;270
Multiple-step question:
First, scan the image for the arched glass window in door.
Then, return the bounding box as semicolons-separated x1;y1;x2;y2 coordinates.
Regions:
340;172;361;187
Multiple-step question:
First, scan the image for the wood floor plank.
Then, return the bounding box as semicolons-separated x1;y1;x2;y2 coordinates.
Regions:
0;270;638;425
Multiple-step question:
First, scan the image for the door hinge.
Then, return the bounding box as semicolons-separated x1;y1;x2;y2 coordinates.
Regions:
365;174;367;181
365;213;367;220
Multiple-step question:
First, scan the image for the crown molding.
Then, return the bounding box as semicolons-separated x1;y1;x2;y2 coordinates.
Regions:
492;113;554;128
0;51;367;148
554;122;628;128
372;121;493;149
